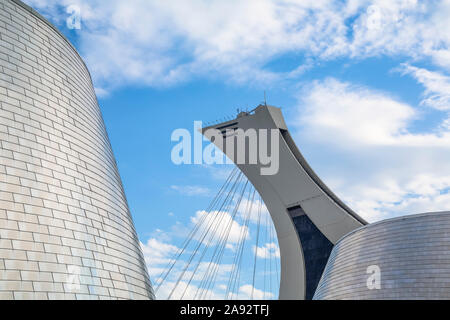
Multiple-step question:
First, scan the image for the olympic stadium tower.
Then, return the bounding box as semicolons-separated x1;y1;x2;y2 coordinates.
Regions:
0;0;153;299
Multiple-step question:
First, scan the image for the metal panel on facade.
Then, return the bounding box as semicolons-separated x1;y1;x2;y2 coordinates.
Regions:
0;0;153;299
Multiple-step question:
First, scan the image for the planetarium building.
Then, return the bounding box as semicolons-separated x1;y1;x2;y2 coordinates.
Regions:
0;0;153;299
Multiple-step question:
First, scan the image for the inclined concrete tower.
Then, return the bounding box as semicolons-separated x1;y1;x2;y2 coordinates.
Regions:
0;0;153;299
203;105;367;299
203;105;450;300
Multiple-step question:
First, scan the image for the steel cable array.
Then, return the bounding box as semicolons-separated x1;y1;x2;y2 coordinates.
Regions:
154;167;280;300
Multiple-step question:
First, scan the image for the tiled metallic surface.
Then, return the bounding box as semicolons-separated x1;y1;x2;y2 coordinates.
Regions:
0;0;153;299
313;211;450;300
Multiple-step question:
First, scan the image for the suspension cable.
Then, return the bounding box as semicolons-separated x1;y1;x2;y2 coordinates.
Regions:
155;167;238;294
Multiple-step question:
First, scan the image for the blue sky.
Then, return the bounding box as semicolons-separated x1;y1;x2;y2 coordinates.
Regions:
24;0;450;299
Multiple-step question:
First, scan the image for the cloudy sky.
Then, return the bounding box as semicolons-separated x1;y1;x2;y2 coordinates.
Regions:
24;0;450;298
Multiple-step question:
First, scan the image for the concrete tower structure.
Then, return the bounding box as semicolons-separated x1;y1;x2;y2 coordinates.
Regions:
203;105;450;300
0;0;153;299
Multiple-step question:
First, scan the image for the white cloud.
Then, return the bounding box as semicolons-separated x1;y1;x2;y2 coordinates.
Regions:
349;0;426;58
156;280;223;300
23;0;450;297
225;243;235;252
94;87;109;98
141;206;280;299
341;175;450;222
141;237;236;299
294;78;450;222
348;0;450;74
170;185;211;196
298;77;450;147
